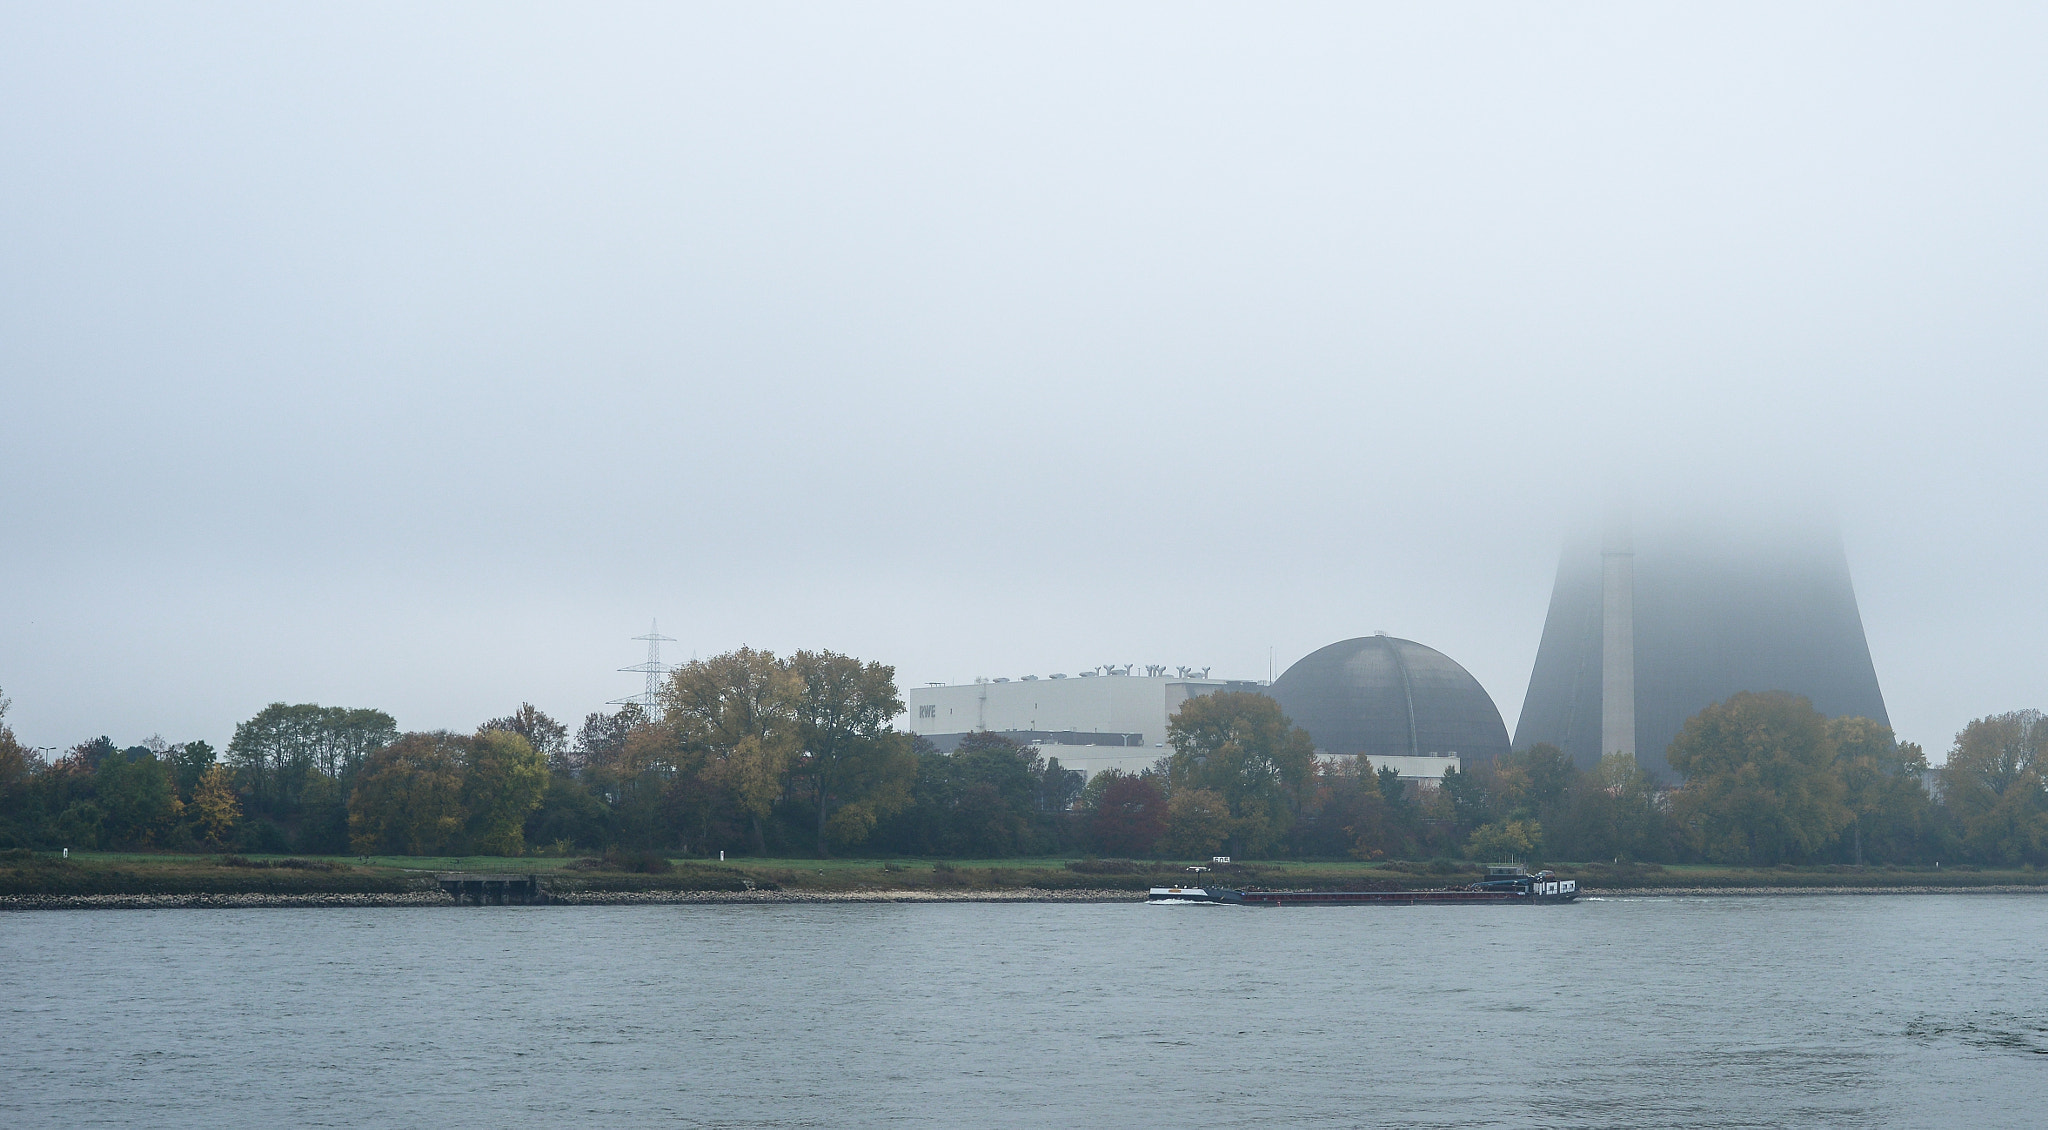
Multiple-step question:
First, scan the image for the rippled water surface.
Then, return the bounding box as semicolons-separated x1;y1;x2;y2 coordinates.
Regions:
5;895;2048;1127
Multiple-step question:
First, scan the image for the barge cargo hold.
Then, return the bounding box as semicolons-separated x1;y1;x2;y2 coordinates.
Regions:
1147;866;1578;906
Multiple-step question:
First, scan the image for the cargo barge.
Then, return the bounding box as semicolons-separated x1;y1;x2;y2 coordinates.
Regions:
1147;865;1578;906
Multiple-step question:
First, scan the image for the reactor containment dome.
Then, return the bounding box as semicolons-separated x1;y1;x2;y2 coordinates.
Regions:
1267;635;1512;766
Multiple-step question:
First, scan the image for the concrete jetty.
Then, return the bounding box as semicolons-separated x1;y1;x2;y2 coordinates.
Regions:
436;873;545;905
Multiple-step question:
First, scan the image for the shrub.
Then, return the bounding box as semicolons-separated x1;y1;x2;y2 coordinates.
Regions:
1065;858;1144;874
213;855;342;872
567;848;673;873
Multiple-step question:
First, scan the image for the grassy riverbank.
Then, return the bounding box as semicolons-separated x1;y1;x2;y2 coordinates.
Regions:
5;849;2045;901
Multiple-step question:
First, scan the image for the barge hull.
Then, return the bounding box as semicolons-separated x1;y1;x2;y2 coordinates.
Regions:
1238;889;1576;906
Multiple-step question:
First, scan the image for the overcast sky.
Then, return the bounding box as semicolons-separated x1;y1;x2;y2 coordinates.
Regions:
3;3;2042;761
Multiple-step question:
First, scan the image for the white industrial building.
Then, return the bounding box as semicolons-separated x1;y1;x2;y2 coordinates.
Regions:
899;667;1257;779
898;666;1460;784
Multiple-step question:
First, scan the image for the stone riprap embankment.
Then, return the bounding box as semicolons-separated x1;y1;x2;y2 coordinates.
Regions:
2;887;1145;909
1589;885;2048;897
543;887;1138;905
1;890;459;910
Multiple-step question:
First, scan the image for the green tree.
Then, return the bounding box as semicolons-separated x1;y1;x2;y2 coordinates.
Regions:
94;749;183;848
229;703;396;811
480;704;571;773
525;771;615;852
943;732;1043;854
1516;743;1577;812
1830;716;1930;865
323;708;399;776
1667;692;1851;864
1438;765;1491;831
294;772;352;854
54;801;103;849
818;731;917;849
1376;763;1409;811
465;730;549;855
867;734;1052;857
1165;692;1316;855
348;732;469;855
1467;818;1540;861
788;650;912;855
1288;755;1397;860
1546;752;1665;863
169;740;217;798
70;737;118;772
1039;756;1084;818
1939;710;2048;866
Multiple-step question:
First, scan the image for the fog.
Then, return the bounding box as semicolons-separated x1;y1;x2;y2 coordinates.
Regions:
3;4;2042;761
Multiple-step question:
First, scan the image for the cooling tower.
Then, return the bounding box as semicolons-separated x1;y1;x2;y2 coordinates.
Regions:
1514;518;1889;781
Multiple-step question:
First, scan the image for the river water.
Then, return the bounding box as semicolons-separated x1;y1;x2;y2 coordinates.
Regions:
4;895;2045;1128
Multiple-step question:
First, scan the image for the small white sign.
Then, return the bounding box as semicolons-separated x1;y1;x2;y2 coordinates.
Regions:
1212;855;1232;864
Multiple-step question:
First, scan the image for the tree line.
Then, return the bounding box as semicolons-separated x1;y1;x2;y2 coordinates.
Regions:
1;667;2043;867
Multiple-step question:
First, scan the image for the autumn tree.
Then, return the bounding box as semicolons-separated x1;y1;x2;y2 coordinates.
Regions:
663;647;801;853
573;704;646;780
1165;692;1316;855
1667;692;1851;864
1161;787;1232;858
1939;710;2048;865
1088;771;1167;856
348;732;469;855
788;650;914;854
0;688;33;817
191;764;241;848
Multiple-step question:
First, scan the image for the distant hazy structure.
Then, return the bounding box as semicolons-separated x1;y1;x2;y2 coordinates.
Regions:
609;620;676;715
1267;635;1512;776
1515;520;1889;780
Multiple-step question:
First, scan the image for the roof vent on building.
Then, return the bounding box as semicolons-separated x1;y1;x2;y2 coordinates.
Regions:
1049;673;1066;679
1079;671;1097;677
994;677;1010;683
1022;675;1039;681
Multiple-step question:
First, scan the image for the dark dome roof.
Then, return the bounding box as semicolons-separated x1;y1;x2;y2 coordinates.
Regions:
1268;635;1510;764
